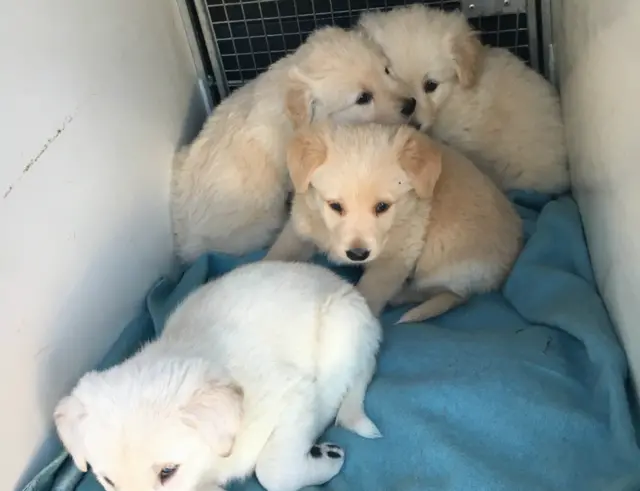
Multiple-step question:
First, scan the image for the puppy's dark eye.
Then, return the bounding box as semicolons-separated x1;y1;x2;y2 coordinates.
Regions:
328;201;344;214
102;476;114;487
159;464;179;484
384;66;391;75
374;202;391;215
356;91;373;105
424;79;439;93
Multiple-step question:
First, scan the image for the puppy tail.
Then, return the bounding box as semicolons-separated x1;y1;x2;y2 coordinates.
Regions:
397;291;465;324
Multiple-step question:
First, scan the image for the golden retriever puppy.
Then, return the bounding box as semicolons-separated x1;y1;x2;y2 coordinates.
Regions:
358;5;569;194
265;123;522;322
171;27;417;262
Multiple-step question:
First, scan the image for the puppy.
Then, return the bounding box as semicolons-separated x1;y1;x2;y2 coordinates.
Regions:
265;123;522;322
171;26;417;262
54;262;381;491
358;5;569;194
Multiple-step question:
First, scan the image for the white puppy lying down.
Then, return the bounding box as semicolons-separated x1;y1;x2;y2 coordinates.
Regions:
172;26;416;262
359;5;569;194
54;262;382;491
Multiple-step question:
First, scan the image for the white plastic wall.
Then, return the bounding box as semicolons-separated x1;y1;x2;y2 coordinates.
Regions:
0;1;206;489
553;0;640;397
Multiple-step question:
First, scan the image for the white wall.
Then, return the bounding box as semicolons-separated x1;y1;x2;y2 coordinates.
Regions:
553;0;640;396
0;1;206;489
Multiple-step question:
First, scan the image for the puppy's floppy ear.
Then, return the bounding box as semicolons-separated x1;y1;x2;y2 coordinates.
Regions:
287;126;328;193
449;29;484;88
285;67;317;128
395;126;442;198
182;381;243;457
54;394;89;472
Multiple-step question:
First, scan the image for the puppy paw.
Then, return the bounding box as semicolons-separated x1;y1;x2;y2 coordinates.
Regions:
308;443;345;480
310;443;344;460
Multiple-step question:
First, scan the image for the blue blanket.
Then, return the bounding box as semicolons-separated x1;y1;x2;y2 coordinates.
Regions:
23;194;640;491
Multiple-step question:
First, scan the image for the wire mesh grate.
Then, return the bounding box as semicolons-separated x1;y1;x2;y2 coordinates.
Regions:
200;0;532;94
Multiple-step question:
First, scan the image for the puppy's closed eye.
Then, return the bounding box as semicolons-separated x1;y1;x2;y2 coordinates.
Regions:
102;476;115;488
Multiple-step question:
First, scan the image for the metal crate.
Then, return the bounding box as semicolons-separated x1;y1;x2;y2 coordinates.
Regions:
182;0;542;101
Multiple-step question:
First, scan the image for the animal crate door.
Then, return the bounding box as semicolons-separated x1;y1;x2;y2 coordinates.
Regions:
181;0;543;100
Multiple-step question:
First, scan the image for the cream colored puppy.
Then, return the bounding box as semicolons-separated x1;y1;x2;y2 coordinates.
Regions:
54;262;381;491
266;123;522;322
172;26;417;262
358;5;569;194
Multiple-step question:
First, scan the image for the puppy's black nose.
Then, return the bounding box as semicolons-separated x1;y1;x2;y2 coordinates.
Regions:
401;97;416;116
346;248;370;262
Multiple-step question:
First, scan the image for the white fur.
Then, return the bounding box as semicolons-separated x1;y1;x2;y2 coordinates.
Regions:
171;26;416;261
54;262;382;491
359;5;569;193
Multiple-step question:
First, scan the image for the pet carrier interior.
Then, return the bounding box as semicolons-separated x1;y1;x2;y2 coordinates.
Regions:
4;0;640;490
188;0;543;101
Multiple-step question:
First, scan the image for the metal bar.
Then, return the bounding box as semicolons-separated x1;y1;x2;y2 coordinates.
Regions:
174;0;207;81
540;0;555;84
292;0;304;45
257;3;274;65
514;11;521;61
194;0;229;97
221;0;245;87
239;1;259;80
272;1;290;57
526;0;540;73
174;1;215;113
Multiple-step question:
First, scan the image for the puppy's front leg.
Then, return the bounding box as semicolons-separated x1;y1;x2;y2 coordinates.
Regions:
357;259;414;316
264;218;316;262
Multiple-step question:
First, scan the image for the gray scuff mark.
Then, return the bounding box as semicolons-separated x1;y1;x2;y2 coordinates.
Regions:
3;113;76;199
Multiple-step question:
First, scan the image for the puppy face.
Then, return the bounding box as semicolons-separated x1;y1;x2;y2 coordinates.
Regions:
54;361;242;491
359;5;483;130
285;27;416;128
288;123;442;264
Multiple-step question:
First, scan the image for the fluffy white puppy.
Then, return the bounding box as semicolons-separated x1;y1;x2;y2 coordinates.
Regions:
54;262;382;491
359;5;569;193
172;26;416;262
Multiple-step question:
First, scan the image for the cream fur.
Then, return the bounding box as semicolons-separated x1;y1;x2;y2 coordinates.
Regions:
266;123;522;321
358;5;569;194
171;26;416;261
54;262;382;491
